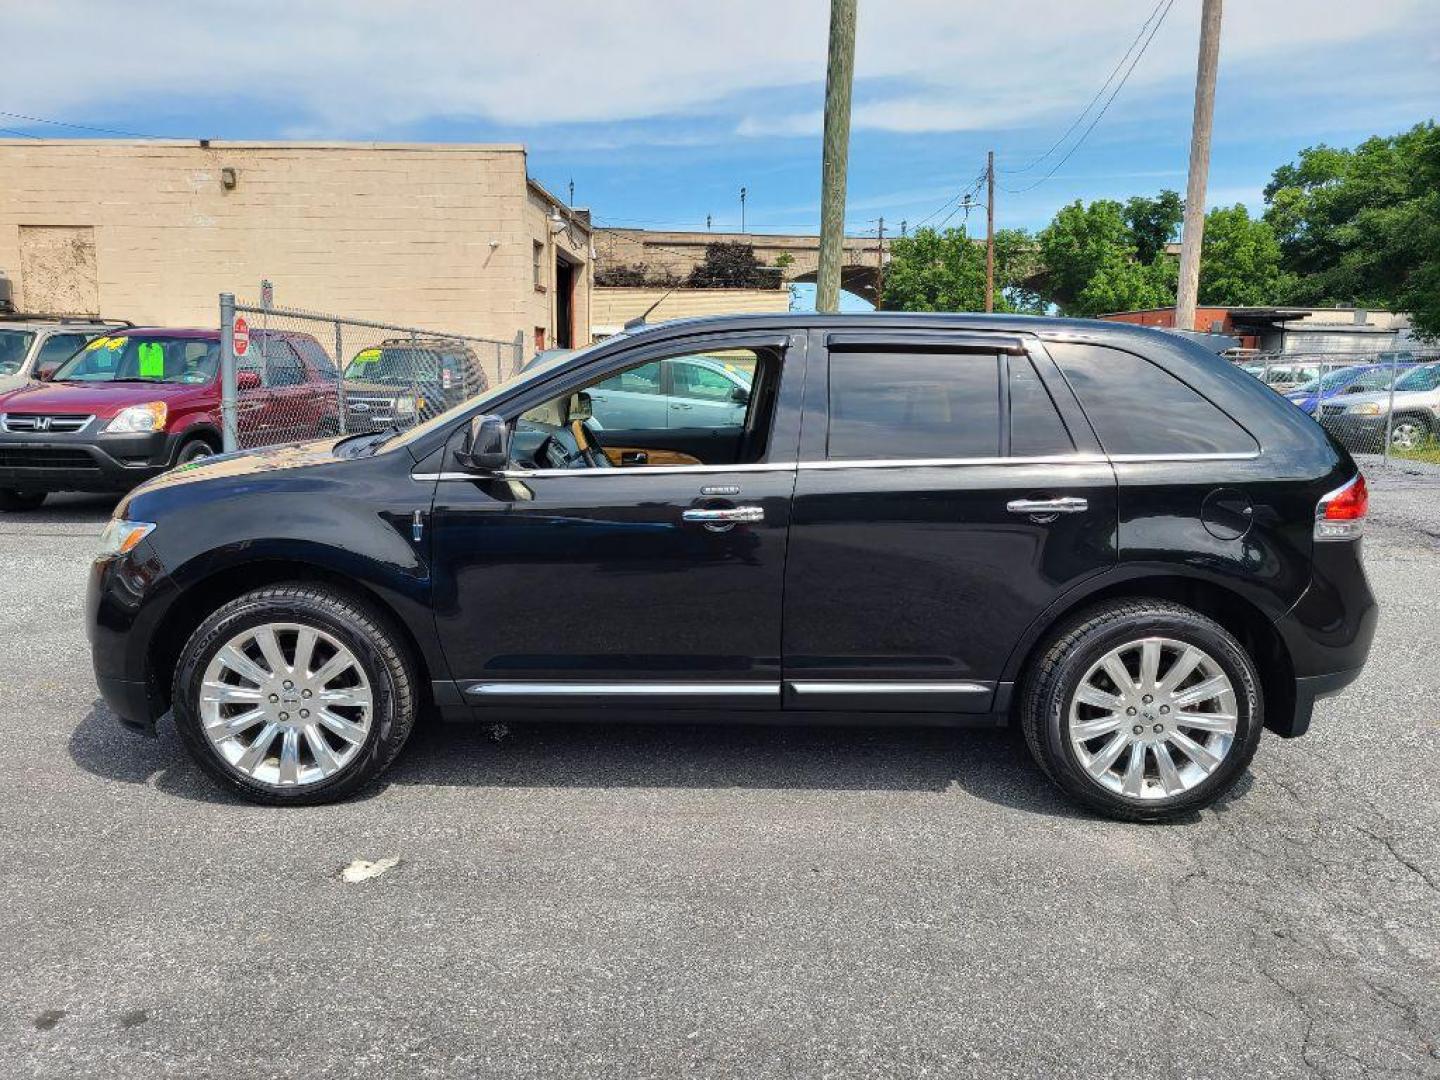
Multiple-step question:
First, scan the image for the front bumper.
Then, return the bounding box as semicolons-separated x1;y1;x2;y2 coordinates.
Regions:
1318;412;1388;449
0;430;178;492
87;542;179;733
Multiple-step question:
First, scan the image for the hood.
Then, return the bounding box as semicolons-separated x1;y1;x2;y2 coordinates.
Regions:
1321;387;1431;409
0;378;210;416
128;437;348;500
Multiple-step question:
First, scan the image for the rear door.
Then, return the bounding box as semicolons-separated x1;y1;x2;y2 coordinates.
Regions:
781;330;1117;714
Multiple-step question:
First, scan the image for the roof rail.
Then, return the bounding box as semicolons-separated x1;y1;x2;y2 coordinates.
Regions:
1;313;134;327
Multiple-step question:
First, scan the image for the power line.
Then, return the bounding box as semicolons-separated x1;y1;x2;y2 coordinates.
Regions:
0;108;175;140
912;168;988;231
999;0;1177;196
0;127;42;139
1001;0;1171;176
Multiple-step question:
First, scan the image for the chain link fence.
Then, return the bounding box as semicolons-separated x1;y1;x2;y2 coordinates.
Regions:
218;293;524;452
1227;349;1440;463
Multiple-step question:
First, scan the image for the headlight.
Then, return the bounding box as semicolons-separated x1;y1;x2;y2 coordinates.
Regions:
1346;402;1383;417
394;396;418;415
104;402;169;433
99;519;156;556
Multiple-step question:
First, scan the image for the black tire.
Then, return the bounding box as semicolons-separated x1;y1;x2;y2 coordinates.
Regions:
1019;598;1263;823
0;488;47;511
171;584;418;805
1388;414;1432;452
174;438;216;466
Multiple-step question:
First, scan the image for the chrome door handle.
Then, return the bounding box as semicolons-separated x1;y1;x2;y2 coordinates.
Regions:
682;505;765;531
1007;496;1088;515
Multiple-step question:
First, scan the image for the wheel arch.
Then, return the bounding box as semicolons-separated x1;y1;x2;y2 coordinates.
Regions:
147;557;434;715
1002;569;1295;735
171;422;223;454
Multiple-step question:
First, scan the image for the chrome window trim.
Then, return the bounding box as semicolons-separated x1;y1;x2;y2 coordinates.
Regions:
788;680;990;695
413;450;1258;482
465;681;780;697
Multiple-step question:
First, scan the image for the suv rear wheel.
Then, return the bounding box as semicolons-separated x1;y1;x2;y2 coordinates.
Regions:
1389;415;1432;452
172;584;418;805
1020;599;1263;822
0;488;47;511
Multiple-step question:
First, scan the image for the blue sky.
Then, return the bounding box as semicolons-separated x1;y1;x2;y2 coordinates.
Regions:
3;0;1436;240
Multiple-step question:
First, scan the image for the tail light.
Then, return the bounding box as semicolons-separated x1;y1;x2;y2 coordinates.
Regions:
1315;473;1367;541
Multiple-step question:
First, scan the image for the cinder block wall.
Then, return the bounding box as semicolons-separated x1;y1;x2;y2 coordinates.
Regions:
0;140;590;348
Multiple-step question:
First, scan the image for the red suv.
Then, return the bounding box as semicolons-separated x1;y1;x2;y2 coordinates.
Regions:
0;327;340;510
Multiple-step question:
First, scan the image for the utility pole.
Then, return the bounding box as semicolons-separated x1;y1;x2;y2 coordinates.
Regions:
875;216;885;310
899;219;907;237
739;187;747;233
984;150;996;313
1175;0;1223;331
567;178;575;206
706;214;712;232
816;0;857;312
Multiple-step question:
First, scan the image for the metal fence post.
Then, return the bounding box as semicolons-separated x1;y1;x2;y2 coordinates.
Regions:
219;292;238;452
334;319;348;434
513;330;525;381
1382;350;1399;461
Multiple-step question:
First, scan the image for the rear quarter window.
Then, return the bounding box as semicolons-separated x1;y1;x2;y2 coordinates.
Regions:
1046;341;1258;456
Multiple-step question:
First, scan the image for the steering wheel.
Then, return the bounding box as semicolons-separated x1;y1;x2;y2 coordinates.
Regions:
569;419;612;469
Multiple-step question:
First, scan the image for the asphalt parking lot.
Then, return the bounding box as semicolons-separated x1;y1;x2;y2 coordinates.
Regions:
1;461;1437;1080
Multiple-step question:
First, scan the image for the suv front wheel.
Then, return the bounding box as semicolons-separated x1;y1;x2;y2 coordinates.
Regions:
1021;599;1263;822
172;584;418;805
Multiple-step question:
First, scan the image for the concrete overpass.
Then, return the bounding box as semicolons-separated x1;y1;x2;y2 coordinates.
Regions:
596;228;887;305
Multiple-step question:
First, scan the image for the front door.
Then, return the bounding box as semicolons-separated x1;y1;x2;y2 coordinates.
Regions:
430;330;805;710
781;331;1118;713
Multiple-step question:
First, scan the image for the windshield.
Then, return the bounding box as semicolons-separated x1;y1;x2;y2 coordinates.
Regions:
344;347;442;384
1395;364;1440;392
51;334;220;384
379;335;624;452
0;330;37;375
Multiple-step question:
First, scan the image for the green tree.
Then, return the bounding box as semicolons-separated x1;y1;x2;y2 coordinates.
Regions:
1124;190;1184;264
1198;204;1286;306
1263;121;1440;338
1038;199;1175;315
880;226;1043;313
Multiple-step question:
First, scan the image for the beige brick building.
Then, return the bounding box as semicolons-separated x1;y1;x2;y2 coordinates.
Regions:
0;140;593;352
592;286;790;338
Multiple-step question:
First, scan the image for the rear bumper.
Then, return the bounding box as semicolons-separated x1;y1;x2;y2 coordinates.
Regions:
1269;537;1378;737
0;430;179;492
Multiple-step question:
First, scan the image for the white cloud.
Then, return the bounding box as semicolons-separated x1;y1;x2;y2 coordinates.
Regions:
0;0;1434;139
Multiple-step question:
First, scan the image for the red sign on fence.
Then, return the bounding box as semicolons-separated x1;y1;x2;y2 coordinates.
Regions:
233;316;250;356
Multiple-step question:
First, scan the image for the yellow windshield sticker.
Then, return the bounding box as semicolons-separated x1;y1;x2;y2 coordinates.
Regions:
137;341;164;378
85;336;112;351
353;348;381;365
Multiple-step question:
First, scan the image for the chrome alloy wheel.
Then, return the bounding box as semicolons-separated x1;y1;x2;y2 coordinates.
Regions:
200;622;373;788
1067;637;1237;801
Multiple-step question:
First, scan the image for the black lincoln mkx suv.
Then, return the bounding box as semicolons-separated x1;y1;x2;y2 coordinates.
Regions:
85;314;1376;820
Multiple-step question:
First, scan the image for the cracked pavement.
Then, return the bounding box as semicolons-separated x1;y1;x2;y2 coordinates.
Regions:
0;467;1436;1079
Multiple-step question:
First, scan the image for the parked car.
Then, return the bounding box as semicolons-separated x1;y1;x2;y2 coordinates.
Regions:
586;353;754;431
0;316;129;393
1317;361;1440;451
1240;361;1322;392
0;327;338;509
341;338;488;433
88;314;1375;820
1282;362;1416;415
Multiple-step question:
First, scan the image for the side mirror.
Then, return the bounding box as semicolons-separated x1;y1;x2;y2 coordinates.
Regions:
35;363;60;382
729;386;750;405
1344;384;1363;394
237;370;262;391
459;413;510;472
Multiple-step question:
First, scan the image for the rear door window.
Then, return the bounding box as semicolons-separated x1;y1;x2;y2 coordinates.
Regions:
1009;355;1074;456
1046;342;1257;456
827;350;1001;460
